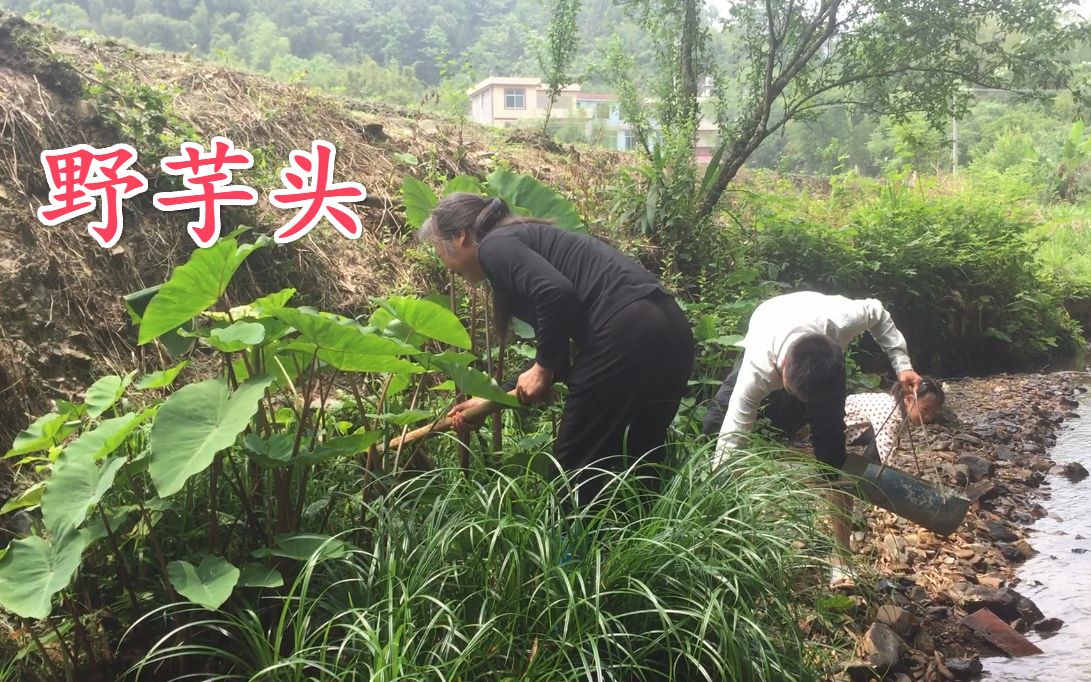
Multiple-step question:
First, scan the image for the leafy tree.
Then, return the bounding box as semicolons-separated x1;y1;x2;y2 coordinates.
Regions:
866;114;949;173
611;0;1090;252
537;0;582;134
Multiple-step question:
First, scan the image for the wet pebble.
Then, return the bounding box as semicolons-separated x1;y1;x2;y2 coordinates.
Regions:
1062;461;1089;482
1033;617;1064;633
957;453;992;482
984;521;1018;543
1028;455;1053;472
945;657;983;680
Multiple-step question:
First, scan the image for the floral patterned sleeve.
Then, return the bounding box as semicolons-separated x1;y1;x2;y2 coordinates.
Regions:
844;393;902;462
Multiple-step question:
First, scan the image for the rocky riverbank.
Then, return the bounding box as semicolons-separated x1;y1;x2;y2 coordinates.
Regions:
839;371;1088;681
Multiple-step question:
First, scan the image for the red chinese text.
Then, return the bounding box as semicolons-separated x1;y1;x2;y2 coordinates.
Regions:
37;144;148;248
153;136;259;248
269;139;367;244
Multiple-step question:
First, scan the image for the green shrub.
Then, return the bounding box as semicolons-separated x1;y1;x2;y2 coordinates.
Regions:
745;191;1084;374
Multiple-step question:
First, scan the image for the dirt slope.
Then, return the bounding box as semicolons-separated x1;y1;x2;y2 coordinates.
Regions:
0;12;626;442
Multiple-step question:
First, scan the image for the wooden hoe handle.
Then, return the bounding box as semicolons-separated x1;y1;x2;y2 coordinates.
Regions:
377;390;519;454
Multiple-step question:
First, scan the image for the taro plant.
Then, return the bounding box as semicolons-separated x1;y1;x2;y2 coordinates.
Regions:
401;167;586;233
0;230;519;679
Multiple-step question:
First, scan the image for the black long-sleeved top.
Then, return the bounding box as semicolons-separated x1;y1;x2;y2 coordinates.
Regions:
478;222;664;379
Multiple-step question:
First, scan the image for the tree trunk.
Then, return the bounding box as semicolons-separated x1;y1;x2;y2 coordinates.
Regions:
678;0;700;129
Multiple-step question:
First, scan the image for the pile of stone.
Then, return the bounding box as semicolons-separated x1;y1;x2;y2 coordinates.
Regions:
836;372;1085;680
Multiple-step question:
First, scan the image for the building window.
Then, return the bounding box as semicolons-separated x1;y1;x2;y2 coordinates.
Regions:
504;88;525;109
621;129;637;151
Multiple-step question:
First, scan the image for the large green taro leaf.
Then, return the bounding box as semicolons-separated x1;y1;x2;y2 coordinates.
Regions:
83;373;135;419
5;411;76;459
42;454;128;533
274;308;421;373
138;236;267;344
149;375;274;497
429;357;519;407
375;296;471;349
135;361;189;390
0;528;88;619
168;555;240;610
61;411;146;464
401;176;438;229
485;168;585;232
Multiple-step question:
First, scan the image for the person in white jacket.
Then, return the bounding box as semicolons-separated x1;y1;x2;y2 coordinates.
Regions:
702;291;922;585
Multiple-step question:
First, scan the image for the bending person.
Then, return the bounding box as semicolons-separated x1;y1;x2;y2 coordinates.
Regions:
702;291;921;587
703;291;921;469
418;193;695;505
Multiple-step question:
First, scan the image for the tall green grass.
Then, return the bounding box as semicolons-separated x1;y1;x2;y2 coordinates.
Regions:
125;449;842;681
1032;203;1091;292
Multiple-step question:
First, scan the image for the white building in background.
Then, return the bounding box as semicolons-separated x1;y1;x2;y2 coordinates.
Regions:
466;76;719;162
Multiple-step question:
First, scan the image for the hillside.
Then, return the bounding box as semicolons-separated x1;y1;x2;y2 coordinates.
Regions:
0;12;628;442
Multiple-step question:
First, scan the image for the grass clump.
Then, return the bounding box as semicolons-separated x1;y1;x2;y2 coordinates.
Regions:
127;451;842;681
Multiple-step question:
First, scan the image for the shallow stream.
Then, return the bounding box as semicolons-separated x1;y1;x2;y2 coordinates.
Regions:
986;386;1091;680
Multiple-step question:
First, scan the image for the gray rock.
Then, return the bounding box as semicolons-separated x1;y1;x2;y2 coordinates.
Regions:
950;583;1018;620
1028;455;1053;472
957;454;992;482
861;622;904;672
1024;470;1046;487
966;479;1000;502
1033;617;1063;633
985;521;1018;543
1062;461;1089;482
926;605;950;620
913;628;935;653
907;586;930;603
876;605;913;637
994;444;1018;461
955;433;984;446
998;540;1036;563
955;464;972;486
1013;592;1044;624
946;657;983;680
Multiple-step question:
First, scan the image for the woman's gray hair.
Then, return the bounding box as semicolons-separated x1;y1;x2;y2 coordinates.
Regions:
417;193;512;247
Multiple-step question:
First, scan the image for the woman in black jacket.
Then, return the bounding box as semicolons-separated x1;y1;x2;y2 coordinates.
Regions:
418;193;694;505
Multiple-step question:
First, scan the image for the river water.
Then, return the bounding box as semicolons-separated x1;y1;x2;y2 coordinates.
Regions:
986;388;1091;680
